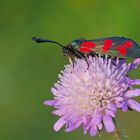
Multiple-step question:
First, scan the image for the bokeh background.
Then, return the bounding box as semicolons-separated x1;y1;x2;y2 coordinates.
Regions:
0;0;140;140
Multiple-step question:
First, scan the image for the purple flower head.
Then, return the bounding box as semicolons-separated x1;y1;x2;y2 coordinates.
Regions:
44;57;140;136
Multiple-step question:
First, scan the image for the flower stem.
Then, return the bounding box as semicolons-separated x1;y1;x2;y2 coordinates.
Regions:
114;118;128;140
114;129;121;140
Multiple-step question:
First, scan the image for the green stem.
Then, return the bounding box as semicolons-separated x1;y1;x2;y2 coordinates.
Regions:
114;129;121;140
114;118;128;140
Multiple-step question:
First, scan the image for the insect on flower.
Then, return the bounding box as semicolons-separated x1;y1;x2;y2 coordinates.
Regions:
32;36;140;65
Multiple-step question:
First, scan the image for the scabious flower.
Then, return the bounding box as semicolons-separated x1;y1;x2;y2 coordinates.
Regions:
44;56;140;136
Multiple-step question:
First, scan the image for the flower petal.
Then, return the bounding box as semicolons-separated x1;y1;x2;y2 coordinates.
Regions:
82;116;91;134
129;58;140;70
52;110;62;116
65;120;83;132
127;99;140;112
97;123;103;130
44;100;56;106
134;58;140;64
103;115;115;133
124;89;140;98
113;97;123;102
116;102;122;108
122;101;128;112
90;125;98;136
131;79;140;85
107;104;117;112
105;109;116;118
54;117;66;131
91;112;102;125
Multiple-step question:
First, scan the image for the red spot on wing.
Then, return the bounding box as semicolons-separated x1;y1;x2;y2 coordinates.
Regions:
102;39;113;53
117;45;127;56
104;39;113;46
80;41;95;53
79;47;92;53
124;40;133;48
81;42;95;48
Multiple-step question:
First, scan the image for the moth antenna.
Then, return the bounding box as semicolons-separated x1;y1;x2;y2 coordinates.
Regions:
32;37;64;48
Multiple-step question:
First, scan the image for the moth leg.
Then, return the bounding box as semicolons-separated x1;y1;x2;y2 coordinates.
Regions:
111;61;117;66
74;50;85;58
77;55;90;70
109;56;118;66
68;51;84;69
85;55;90;69
104;52;119;66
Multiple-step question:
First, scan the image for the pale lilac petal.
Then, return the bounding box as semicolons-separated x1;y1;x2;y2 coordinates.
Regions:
127;99;140;112
129;58;140;70
131;79;140;85
51;88;59;96
90;125;98;136
124;89;140;98
52;110;62;116
103;115;115;133
116;102;122;108
65;120;83;132
82;116;88;125
105;109;116;118
124;77;133;86
54;117;66;131
97;123;103;130
114;97;124;102
44;100;56;106
83;128;87;135
83;120;90;134
134;58;140;63
83;118;90;135
122;101;128;112
91;112;102;125
107;104;117;112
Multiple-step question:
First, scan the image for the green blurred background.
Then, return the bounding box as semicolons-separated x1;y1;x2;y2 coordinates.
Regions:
0;0;140;139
